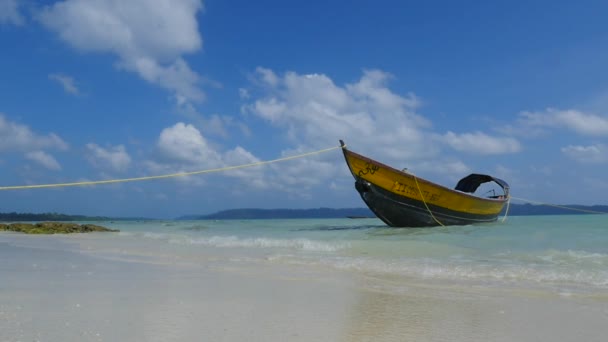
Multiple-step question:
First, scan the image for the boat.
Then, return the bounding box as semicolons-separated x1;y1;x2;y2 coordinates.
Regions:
340;140;510;227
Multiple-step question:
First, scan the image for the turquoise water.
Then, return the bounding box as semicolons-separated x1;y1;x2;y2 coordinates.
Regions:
89;215;608;294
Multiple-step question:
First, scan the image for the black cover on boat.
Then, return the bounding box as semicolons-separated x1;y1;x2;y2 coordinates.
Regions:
455;174;510;194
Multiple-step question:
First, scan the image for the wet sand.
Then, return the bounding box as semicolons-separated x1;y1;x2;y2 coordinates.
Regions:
1;233;607;342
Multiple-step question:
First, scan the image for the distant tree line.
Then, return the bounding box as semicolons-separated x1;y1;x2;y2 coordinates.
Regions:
0;212;112;222
179;208;376;220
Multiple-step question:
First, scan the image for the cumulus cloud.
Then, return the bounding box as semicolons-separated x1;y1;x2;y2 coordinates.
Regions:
86;143;132;172
256;67;280;87
441;131;521;155
150;122;277;190
0;113;68;152
518;108;608;136
561;144;607;163
0;0;24;25
25;151;62;170
157;122;222;166
415;159;471;177
243;68;433;165
49;73;80;95
39;0;205;103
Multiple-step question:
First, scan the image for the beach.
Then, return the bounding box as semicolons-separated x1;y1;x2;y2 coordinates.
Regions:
1;217;607;341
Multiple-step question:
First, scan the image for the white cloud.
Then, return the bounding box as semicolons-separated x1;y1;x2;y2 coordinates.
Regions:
518;108;608;136
221;145;267;187
441;131;521;155
49;73;80;95
255;67;280;87
149;123;295;191
39;0;205;103
243;68;432;165
170;92;250;139
417;159;471;177
0;113;68;152
86;143;132;172
561;144;607;163
25;151;62;170
0;0;23;25
157;122;221;166
272;154;338;191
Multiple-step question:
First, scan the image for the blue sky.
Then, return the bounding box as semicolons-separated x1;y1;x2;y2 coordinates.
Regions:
1;0;607;218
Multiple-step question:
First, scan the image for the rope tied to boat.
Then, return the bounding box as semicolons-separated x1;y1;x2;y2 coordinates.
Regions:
412;172;513;226
0;145;342;191
412;174;445;227
508;196;608;215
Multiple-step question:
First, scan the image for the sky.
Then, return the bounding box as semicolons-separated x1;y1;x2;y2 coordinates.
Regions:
1;0;608;218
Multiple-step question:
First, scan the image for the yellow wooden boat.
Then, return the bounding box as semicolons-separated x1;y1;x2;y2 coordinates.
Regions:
340;140;510;227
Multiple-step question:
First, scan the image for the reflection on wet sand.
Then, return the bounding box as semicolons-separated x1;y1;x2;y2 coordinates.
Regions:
343;282;493;342
342;275;608;342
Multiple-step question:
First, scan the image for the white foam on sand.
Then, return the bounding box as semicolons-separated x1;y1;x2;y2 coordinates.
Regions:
1;233;608;342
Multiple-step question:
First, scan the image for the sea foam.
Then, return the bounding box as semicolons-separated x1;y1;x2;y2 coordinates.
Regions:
136;232;349;252
182;236;349;252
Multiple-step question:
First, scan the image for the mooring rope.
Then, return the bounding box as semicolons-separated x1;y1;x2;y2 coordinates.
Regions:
412;175;445;226
509;196;608;215
0;145;342;191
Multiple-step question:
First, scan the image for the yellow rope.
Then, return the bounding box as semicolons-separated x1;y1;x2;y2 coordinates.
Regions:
0;145;342;191
509;196;608;215
412;175;445;226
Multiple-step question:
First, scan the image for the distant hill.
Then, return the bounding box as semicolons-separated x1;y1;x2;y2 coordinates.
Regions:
180;203;608;220
178;208;375;220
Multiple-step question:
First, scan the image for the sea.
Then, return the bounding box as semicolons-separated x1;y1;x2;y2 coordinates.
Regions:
52;214;608;295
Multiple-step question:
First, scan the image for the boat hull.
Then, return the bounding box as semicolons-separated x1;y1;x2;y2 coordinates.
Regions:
355;178;501;227
341;142;507;227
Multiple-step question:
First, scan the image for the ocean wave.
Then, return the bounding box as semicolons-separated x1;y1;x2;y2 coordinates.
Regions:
183;236;349;252
135;232;349;252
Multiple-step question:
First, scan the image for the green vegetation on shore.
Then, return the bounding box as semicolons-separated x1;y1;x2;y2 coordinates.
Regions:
0;212;146;222
0;222;119;234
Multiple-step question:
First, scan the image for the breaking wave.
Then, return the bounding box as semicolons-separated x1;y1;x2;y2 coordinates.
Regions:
137;232;349;252
182;236;349;252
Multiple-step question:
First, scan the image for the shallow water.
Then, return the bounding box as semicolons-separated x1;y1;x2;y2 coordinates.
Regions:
83;215;608;293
